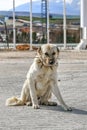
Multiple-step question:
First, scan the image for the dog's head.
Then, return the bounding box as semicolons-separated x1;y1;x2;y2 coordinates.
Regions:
37;44;59;66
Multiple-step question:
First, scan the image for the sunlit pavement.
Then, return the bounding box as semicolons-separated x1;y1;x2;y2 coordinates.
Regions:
0;50;87;130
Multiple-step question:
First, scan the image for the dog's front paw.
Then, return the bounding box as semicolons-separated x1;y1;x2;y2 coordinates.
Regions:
40;101;57;106
32;104;40;109
65;106;72;111
62;105;72;111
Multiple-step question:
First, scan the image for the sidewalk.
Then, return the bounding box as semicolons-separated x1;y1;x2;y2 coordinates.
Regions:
0;50;87;130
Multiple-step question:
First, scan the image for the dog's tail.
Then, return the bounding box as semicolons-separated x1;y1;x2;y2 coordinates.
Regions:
5;97;25;106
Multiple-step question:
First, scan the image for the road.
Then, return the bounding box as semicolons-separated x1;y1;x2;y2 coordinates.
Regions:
0;50;87;130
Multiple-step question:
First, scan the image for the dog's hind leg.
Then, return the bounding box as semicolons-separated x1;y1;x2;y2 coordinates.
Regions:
20;79;31;105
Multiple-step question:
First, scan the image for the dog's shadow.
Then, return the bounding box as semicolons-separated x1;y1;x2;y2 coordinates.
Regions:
41;105;87;115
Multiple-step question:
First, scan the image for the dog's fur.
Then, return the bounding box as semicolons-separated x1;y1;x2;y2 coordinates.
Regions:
6;44;72;111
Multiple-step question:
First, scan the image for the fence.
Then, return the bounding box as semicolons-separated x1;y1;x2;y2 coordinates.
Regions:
0;25;80;49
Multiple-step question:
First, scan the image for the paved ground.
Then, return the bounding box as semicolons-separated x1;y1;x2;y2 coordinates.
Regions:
0;50;87;130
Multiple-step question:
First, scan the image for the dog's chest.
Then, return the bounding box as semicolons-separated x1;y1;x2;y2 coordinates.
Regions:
36;70;52;90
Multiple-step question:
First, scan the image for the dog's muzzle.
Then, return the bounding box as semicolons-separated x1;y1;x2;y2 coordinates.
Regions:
39;57;57;67
49;59;55;65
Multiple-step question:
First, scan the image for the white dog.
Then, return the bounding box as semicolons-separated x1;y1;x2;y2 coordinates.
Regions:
6;44;72;111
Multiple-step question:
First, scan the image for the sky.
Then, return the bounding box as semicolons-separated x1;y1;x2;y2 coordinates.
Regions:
0;0;78;11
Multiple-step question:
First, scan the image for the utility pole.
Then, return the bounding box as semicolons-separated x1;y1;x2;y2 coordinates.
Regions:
41;0;47;43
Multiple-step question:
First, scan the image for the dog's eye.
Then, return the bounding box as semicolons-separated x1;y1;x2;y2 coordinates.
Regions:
45;52;49;56
52;52;56;55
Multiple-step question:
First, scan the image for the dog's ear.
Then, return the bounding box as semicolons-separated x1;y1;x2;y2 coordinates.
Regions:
37;46;42;55
57;47;59;53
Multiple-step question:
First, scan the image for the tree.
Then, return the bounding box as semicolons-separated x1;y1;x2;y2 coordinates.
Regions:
32;32;37;43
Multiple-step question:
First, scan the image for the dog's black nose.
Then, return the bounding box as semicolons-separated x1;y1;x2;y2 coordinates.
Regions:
49;60;54;65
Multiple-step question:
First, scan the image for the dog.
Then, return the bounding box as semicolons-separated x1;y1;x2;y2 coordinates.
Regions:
6;44;72;111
